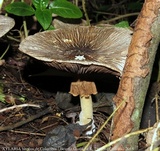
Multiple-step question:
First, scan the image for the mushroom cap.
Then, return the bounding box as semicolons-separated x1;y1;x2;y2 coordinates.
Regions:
19;22;132;76
0;15;15;38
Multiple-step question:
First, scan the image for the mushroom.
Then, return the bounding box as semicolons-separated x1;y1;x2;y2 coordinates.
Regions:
19;20;132;134
69;80;97;134
0;15;15;38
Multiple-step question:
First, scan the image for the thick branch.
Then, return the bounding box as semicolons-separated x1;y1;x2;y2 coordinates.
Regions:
112;0;160;150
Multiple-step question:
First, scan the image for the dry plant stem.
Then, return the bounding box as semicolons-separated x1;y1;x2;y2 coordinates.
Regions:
104;12;139;23
155;94;159;122
73;0;78;6
7;35;20;42
0;107;52;131
158;58;160;81
82;0;90;25
0;44;10;59
112;0;160;150
147;122;160;151
20;0;28;37
83;100;126;151
23;19;28;37
10;130;46;136
0;104;41;113
96;127;153;151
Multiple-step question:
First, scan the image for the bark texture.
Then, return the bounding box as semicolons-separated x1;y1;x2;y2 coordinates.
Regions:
112;0;160;150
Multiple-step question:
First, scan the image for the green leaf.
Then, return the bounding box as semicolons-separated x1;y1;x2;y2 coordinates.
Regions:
0;93;5;103
32;0;49;9
47;25;55;30
35;9;52;30
49;0;82;18
5;2;35;16
115;21;130;28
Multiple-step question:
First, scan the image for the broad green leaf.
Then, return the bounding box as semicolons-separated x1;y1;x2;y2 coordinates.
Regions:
5;2;35;16
32;0;49;9
35;9;52;30
115;21;130;28
49;0;82;18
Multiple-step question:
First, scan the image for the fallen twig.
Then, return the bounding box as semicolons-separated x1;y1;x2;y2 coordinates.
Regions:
0;103;41;113
96;127;153;151
0;106;52;131
10;129;46;136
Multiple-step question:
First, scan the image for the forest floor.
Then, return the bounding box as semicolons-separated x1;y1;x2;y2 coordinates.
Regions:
0;40;152;150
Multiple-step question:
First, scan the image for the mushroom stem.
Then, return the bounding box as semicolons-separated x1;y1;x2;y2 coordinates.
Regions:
69;80;97;135
78;95;95;135
79;95;93;125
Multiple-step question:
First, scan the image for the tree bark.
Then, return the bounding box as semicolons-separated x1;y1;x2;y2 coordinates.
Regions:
112;0;160;150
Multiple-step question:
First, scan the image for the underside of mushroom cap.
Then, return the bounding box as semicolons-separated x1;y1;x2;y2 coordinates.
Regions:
19;23;132;75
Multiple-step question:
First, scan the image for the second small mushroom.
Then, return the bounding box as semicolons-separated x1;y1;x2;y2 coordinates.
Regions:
0;15;15;38
19;20;132;134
